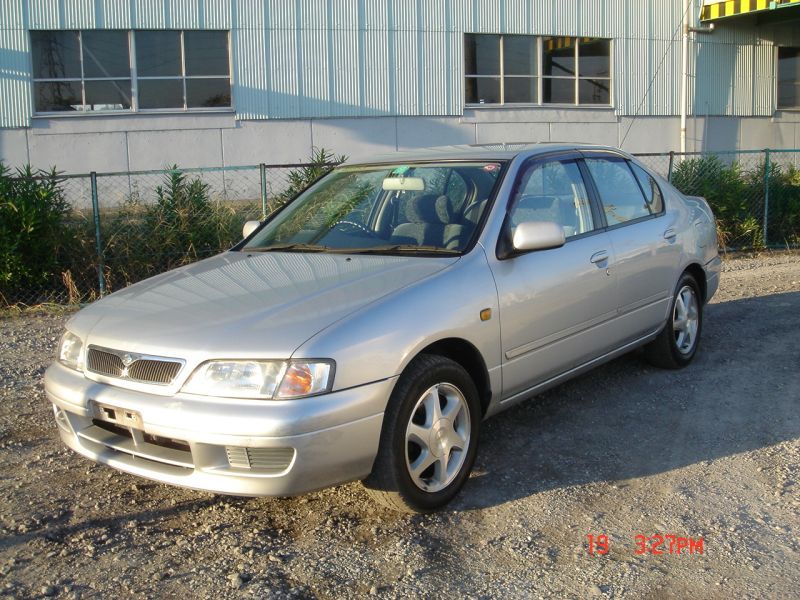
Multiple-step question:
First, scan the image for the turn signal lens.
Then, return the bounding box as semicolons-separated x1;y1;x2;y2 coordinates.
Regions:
276;362;333;399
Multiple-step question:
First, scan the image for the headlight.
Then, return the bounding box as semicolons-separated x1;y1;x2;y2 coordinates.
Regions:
181;360;334;400
58;331;84;371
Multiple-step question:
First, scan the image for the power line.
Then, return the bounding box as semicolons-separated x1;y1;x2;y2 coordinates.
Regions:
620;1;694;148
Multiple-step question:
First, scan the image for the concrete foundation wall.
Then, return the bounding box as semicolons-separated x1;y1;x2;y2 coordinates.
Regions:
1;110;799;174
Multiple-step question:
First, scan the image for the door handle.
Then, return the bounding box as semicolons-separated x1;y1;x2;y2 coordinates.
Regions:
590;250;609;264
663;228;677;240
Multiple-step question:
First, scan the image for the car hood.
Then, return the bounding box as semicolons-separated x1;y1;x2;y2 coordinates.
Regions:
69;251;456;359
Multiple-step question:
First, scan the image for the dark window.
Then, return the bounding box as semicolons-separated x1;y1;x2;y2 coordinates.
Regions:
777;47;800;109
466;34;611;107
31;29;230;114
542;37;611;105
135;30;231;110
510;159;595;239
585;157;651;224
31;31;81;79
136;31;182;76
465;34;537;105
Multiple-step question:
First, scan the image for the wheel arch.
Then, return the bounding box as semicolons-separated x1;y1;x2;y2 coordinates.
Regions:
415;338;492;417
682;262;707;304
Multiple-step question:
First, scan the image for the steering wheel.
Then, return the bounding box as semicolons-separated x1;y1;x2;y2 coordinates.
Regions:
332;220;373;234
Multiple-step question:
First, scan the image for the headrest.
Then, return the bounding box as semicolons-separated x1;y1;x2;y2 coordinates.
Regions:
404;194;453;224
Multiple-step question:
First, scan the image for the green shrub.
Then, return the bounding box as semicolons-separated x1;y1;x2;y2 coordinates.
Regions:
274;147;346;208
102;168;242;289
0;164;77;303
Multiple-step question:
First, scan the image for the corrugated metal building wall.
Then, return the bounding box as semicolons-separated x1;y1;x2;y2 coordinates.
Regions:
0;0;796;129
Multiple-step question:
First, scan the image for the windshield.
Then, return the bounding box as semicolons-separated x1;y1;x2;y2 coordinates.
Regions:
241;162;504;255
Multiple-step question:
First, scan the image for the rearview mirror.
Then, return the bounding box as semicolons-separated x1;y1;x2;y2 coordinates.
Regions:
242;220;261;239
382;177;425;191
512;221;565;252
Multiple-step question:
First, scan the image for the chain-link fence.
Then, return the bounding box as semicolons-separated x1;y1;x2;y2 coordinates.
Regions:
1;162;335;308
635;149;800;251
2;149;799;308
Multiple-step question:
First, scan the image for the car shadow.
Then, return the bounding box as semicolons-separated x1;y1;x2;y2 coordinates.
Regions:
454;290;800;511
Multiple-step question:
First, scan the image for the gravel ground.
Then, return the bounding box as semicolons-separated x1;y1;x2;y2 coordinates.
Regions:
0;252;798;599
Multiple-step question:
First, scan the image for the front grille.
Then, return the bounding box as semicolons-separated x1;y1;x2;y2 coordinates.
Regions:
87;348;124;377
226;446;295;473
87;346;183;385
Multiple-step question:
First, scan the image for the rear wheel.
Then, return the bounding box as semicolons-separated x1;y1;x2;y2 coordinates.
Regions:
362;355;481;513
644;272;703;369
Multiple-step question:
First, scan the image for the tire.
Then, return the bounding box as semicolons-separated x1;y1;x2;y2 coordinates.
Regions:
644;272;703;369
362;354;481;513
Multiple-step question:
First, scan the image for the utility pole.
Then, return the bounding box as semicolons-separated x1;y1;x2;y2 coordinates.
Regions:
680;0;690;154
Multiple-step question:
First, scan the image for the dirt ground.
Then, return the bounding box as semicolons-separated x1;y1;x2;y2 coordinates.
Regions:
0;252;798;599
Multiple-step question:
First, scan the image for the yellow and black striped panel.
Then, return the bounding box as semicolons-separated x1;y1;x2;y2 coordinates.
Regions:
701;0;800;22
543;37;596;52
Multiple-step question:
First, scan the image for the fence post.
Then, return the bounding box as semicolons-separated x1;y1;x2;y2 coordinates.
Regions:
259;163;268;219
763;149;770;248
90;172;106;296
667;150;675;182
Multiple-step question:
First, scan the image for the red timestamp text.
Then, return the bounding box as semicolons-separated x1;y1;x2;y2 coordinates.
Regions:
587;534;704;555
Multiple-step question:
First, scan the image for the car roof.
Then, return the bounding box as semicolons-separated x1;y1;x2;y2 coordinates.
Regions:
344;142;630;166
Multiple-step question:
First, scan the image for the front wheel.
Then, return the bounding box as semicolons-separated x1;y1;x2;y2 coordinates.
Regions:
362;355;481;513
644;272;703;369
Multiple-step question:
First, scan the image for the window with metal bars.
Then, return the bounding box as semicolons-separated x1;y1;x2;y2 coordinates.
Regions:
30;29;231;114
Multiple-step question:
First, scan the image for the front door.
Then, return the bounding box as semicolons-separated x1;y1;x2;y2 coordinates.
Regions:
488;155;620;402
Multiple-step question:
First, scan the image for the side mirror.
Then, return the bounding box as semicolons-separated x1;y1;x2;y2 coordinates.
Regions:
242;220;261;239
512;221;565;252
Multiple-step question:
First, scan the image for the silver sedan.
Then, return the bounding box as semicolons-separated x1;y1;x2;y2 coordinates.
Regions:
45;144;720;512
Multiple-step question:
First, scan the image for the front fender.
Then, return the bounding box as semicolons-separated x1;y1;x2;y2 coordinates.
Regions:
292;247;502;401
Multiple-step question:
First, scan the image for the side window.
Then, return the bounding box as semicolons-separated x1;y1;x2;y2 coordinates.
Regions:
509;159;595;239
630;163;664;214
584;157;650;225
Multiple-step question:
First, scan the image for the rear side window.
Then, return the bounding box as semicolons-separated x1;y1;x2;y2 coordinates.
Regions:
509;158;595;239
630;163;664;214
584;157;652;225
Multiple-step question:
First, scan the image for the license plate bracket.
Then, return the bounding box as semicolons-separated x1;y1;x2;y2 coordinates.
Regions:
88;400;143;430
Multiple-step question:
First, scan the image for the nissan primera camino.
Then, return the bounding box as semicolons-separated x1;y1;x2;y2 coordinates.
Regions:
45;144;720;512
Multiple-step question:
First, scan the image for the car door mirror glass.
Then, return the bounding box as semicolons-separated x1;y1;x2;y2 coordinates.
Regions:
512;220;566;252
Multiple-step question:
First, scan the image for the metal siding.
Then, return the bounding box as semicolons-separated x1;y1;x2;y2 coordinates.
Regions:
62;0;96;29
28;0;61;29
0;0;789;127
1;1;25;29
502;0;530;35
299;25;329;117
202;0;231;29
232;26;268;119
234;0;265;29
329;26;359;116
267;0;296;29
166;0;200;29
99;0;133;28
133;0;166;28
0;27;31;127
420;0;447;31
268;28;299;118
362;28;389;114
473;0;501;32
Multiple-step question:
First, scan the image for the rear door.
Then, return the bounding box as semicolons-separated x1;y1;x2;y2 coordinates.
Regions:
489;153;620;401
582;153;679;342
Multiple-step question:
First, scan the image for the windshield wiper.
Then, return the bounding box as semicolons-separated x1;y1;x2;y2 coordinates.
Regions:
245;243;331;253
347;245;460;255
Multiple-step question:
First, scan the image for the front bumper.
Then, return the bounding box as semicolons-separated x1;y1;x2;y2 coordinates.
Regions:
44;362;395;496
